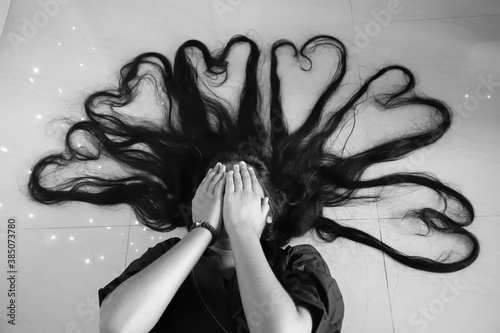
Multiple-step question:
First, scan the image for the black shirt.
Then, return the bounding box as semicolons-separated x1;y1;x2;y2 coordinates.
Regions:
98;237;344;332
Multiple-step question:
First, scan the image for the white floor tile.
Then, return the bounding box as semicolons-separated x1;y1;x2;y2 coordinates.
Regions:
126;225;187;265
0;226;129;333
289;219;393;333
354;16;500;217
380;216;500;333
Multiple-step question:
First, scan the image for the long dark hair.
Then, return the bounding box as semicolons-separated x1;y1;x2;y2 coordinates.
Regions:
25;34;479;273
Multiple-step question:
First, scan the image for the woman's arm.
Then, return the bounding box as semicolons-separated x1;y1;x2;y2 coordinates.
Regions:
229;228;313;333
99;227;212;333
100;163;226;333
223;162;313;333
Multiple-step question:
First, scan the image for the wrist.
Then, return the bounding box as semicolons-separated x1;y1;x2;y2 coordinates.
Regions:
189;225;212;242
189;221;218;246
226;223;258;239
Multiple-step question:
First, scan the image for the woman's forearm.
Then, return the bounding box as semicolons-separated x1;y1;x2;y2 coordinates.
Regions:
228;229;307;333
99;227;212;333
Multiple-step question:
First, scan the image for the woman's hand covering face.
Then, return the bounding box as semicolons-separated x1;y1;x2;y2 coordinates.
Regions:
191;163;226;233
222;161;270;237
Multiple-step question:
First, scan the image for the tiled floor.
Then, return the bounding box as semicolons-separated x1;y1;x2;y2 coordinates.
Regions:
0;0;499;332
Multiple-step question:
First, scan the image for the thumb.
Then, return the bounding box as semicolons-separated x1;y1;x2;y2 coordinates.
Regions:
261;197;270;216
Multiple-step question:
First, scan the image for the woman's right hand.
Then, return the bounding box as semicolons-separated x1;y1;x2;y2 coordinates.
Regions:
191;162;226;233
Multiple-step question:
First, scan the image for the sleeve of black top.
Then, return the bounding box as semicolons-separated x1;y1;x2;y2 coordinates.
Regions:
280;243;345;333
97;237;182;308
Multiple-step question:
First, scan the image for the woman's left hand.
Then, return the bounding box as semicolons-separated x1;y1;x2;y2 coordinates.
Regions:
223;161;270;238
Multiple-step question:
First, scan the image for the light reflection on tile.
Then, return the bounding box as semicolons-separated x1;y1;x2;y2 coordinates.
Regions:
125;226;187;264
0;226;129;333
354;16;500;217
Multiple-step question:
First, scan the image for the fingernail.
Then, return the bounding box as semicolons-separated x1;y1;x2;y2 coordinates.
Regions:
248;166;253;171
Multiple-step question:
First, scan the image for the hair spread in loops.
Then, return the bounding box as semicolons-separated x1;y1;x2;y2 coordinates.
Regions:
25;34;479;273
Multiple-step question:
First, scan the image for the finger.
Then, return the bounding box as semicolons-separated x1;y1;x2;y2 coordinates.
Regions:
233;163;242;191
208;164;225;195
199;167;214;191
214;171;226;196
225;170;235;193
240;161;252;191
248;166;260;192
201;163;219;192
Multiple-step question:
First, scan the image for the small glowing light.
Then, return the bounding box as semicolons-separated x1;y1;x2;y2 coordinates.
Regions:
92;47;95;51
33;67;39;73
98;165;102;169
142;227;146;231
72;26;76;31
0;203;2;208
69;236;74;241
106;226;111;229
465;94;469;98
1;147;8;152
29;213;34;218
85;259;90;264
135;221;139;225
51;235;56;240
135;249;139;252
121;233;124;236
58;42;61;46
81;117;84;121
77;144;81;148
36;114;42;120
79;63;83;67
89;219;93;223
27;170;32;174
487;95;491;99
59;88;63;93
130;242;134;245
29;77;34;83
100;256;104;260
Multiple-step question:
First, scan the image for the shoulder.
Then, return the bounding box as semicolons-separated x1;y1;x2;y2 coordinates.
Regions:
282;243;331;275
274;242;345;332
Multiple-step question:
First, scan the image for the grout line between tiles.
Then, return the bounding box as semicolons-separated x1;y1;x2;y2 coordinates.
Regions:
123;210;133;270
378;218;396;333
348;0;355;25
18;224;131;230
